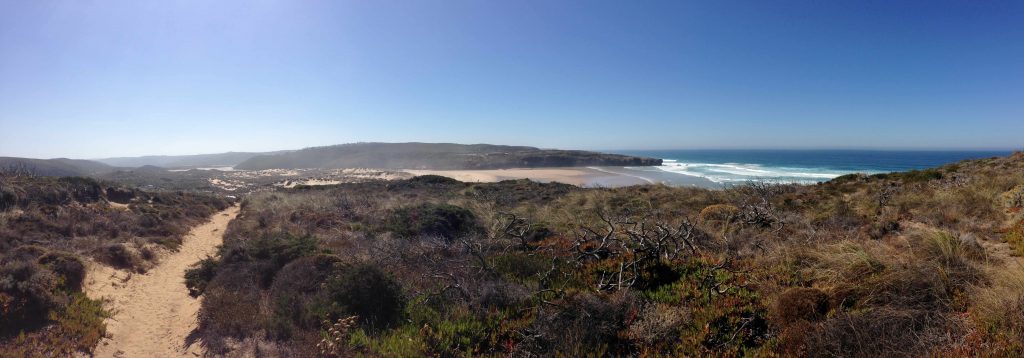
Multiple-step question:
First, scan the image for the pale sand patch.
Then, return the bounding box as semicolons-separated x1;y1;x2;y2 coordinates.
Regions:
86;206;239;358
405;168;610;186
106;202;130;211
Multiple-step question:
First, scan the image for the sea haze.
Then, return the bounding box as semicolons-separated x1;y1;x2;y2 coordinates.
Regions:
610;150;1014;185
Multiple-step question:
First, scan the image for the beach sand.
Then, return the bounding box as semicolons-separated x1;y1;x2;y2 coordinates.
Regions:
405;167;717;188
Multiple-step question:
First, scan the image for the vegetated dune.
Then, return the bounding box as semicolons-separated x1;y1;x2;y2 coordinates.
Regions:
87;206;238;358
233;142;662;170
5;153;1024;356
187;153;1024;356
0;173;231;356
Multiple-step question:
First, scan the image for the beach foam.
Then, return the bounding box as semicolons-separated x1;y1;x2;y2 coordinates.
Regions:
656;159;857;184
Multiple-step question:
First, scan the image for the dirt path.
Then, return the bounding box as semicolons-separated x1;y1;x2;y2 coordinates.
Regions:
85;206;239;358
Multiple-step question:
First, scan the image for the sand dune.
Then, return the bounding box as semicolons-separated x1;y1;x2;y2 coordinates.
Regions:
404;167;622;186
85;206;239;357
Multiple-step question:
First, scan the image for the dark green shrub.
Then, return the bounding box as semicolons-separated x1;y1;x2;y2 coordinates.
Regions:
185;257;220;297
0;260;62;336
104;187;135;204
223;234;321;269
409;175;463;185
0;186;17;211
492;252;551;282
268;254;344;332
37;251;85;291
316;264;406;331
386;203;481;240
831;173;863;183
896;169;943;182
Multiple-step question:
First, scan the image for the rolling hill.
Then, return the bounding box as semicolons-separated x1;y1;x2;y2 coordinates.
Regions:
233;142;662;170
95;152;278;168
0;157;117;176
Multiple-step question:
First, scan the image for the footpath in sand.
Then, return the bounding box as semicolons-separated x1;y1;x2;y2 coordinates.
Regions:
85;206;239;357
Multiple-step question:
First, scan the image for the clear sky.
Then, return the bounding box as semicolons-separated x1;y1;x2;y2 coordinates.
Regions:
1;1;1022;158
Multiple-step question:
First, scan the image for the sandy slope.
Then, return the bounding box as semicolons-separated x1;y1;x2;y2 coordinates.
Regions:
85;206;239;358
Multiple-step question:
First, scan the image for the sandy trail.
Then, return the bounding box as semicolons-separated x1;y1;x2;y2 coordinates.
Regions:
85;206;239;358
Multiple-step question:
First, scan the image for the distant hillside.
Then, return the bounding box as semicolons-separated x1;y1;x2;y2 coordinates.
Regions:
233;142;662;170
0;157;116;176
95;152;280;168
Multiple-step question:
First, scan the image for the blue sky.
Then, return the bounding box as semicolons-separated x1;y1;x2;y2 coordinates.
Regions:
1;1;1022;158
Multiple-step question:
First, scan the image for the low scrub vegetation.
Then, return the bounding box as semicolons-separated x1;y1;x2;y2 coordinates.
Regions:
184;152;1024;356
0;173;230;355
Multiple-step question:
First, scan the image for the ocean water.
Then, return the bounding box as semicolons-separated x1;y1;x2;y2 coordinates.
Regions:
609;150;1013;185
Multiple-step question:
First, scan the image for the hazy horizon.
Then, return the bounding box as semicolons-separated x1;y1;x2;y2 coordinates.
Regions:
63;144;1024;162
2;141;1024;162
2;1;1023;158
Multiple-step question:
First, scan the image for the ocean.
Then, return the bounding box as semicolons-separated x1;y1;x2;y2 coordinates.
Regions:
607;150;1014;186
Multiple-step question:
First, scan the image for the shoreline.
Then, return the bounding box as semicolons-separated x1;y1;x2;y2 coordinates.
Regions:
404;166;719;188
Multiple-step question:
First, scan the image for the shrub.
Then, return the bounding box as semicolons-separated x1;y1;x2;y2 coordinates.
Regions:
219;234;322;286
773;287;829;324
804;308;955;357
184;257;220;297
268;254;344;331
51;293;109;354
1001;184;1024;209
386;203;481;240
1006;219;1024;256
1;245;48;264
491;252;550;282
525;292;636;355
316;264;406;331
0;260;62;336
626;303;689;346
698;204;739;224
104;187;135;204
198;285;263;354
408;175;463;185
93;243;145;272
37;251;85;292
897;168;944;182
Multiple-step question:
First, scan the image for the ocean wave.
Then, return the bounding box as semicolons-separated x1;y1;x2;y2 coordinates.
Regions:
656;161;848;184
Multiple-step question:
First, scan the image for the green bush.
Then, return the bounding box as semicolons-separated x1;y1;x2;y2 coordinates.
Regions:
268;254;345;333
386;203;481;240
896;169;943;182
37;251;85;292
0;260;63;336
184;257;220;297
316;264;406;331
408;175;463;185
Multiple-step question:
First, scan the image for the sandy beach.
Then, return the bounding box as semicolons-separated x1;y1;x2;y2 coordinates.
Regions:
404;166;717;188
